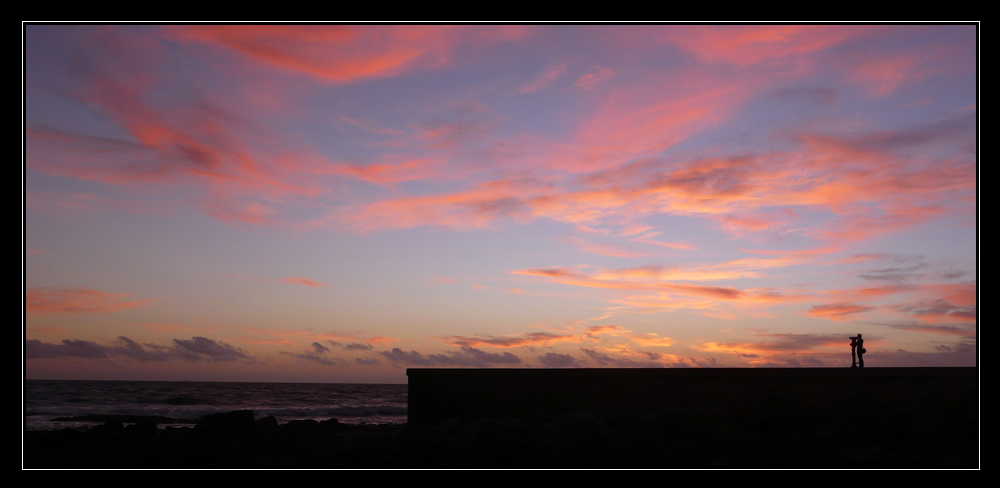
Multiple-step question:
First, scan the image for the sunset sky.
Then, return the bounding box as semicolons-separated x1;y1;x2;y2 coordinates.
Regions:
24;24;978;383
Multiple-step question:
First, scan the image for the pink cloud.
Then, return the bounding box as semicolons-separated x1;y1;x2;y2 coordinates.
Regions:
279;276;329;288
659;25;871;67
25;287;158;315
333;115;404;135
170;25;532;84
572;80;746;172
847;53;922;96
424;276;459;286
513;265;792;302
228;274;328;289
518;62;568;93
838;28;971;97
923;283;976;307
573;65;617;89
27;81;326;219
363;336;398;346
26;326;67;336
28;26;974;255
323;156;448;188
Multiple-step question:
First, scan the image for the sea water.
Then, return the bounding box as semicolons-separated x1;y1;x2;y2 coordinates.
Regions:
23;379;407;431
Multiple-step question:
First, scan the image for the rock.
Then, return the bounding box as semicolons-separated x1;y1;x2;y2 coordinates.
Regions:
194;410;255;438
88;421;125;435
125;419;159;439
254;415;278;429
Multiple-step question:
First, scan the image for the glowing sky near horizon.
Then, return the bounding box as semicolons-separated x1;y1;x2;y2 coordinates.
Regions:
24;24;977;383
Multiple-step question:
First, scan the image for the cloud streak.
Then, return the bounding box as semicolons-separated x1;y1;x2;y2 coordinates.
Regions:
26;336;254;363
379;346;522;367
25;287;158;315
170;25;532;84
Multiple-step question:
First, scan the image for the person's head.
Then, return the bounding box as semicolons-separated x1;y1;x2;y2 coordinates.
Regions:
858;334;862;339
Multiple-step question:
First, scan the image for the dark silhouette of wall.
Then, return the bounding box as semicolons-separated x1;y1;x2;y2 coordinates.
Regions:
407;367;976;423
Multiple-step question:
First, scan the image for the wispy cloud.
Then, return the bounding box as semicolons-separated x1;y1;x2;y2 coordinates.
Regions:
25;287;158;315
574;65;617;90
658;24;870;67
279;276;329;288
170;25;531;84
228;274;329;288
808;303;876;321
518;62;568;93
442;332;581;349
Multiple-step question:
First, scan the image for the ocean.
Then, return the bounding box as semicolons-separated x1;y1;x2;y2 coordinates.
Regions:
23;379;408;431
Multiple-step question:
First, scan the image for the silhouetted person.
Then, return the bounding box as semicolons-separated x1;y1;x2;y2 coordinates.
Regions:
850;336;859;368
856;334;865;368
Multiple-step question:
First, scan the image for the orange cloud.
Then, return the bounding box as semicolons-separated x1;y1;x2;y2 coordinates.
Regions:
517;255;808;290
25;287;158;315
305;103;972;246
584;325;629;337
807;303;876;321
627;333;674;348
511;262;816;321
514;261;821;307
363;336;398;346
227;274;328;288
693;331;853;366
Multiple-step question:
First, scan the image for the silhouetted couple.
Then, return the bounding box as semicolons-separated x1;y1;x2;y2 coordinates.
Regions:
850;334;865;368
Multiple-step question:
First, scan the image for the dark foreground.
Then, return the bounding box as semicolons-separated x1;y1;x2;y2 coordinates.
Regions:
25;403;977;468
25;367;978;468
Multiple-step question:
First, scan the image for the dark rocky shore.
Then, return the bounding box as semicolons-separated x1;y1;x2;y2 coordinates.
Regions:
24;403;978;468
25;368;979;468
